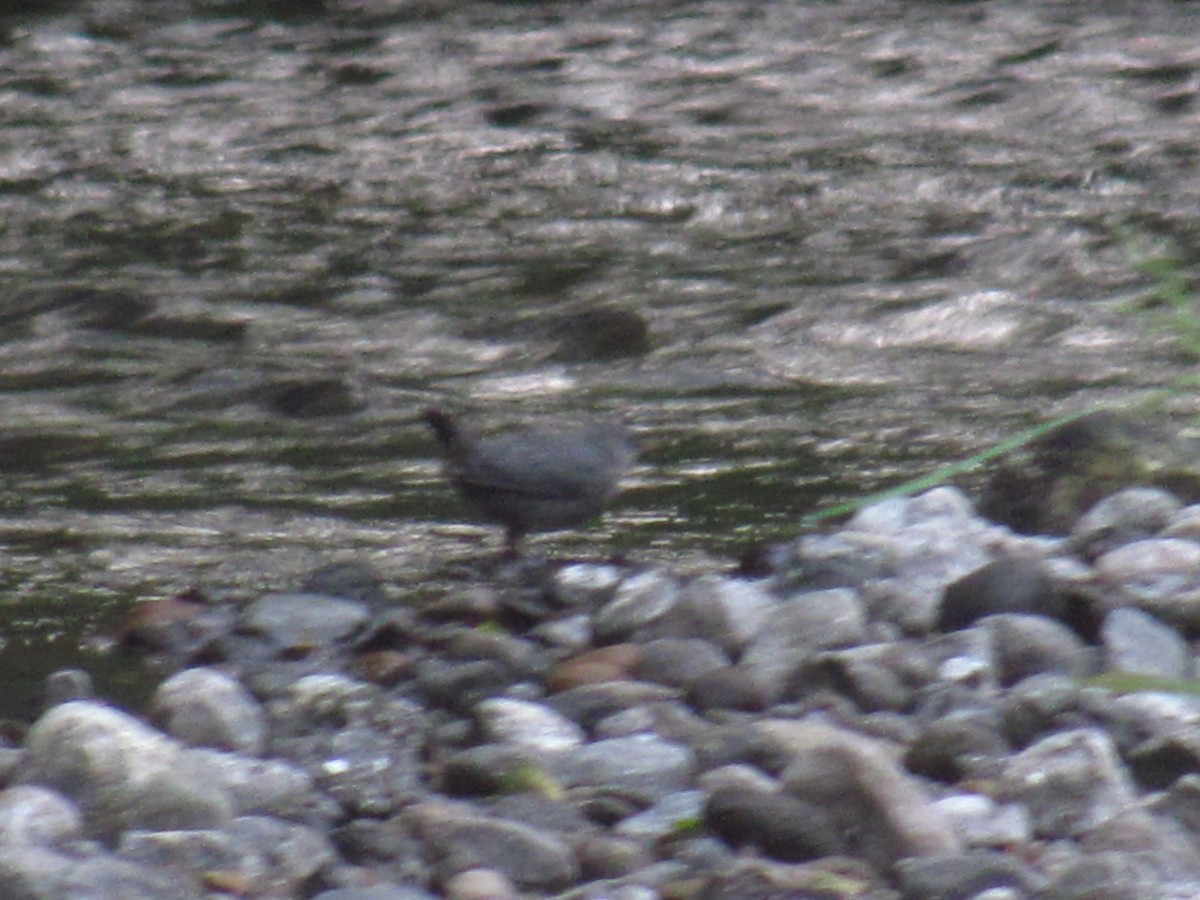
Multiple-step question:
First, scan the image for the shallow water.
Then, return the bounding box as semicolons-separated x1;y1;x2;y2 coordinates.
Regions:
0;0;1198;715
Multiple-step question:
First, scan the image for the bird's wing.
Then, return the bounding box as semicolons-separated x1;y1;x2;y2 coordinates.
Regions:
457;428;619;501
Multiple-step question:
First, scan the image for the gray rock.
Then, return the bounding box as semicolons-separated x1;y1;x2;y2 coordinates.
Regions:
906;710;1011;783
703;783;843;862
0;786;82;848
16;701;233;843
546;681;681;730
1083;809;1200;882
555;735;695;803
150;666;267;754
796;641;933;712
895;850;1040;900
740;587;868;700
117;828;242;876
614;790;705;840
634;638;729;689
593;570;681;641
983;613;1092;685
930;794;1032;848
1094;538;1200;629
0;845;204;900
999;728;1136;838
312;887;439;900
403;800;578;890
443;867;519;900
999;673;1088;747
1072;487;1181;559
226;815;338;893
648;574;777;654
475;698;585;753
938;556;1063;631
187;748;325;819
551;563;624;608
1101;606;1190;679
686;665;772;713
758;720;962;870
242;592;370;649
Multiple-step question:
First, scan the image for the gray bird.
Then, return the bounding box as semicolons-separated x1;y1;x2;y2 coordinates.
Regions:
421;408;634;553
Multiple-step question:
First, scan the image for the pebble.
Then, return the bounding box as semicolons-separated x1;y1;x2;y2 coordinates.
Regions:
10;484;1200;897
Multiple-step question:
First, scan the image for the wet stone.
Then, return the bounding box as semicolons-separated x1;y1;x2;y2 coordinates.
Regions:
312;887;439;900
760;719;962;870
546;681;681;730
554;734;696;804
740;587;868;700
930;794;1032;848
16;701;233;843
1101;606;1190;679
648;574;777;655
474;697;585;753
593;570;681;642
999;728;1137;838
686;665;772;713
443;867;519;900
1071;487;1181;560
0;785;83;848
241;592;371;651
1093;538;1200;629
150;666;267;755
613;790;705;840
704;784;843;862
403;800;579;891
634;638;729;689
551;563;624;608
895;850;1040;900
938;556;1063;631
983;612;1092;686
0;845;205;900
906;710;1011;784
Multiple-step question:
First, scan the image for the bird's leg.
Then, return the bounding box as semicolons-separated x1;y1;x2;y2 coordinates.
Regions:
503;525;524;559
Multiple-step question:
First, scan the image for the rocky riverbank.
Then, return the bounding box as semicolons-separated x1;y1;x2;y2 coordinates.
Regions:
2;484;1200;898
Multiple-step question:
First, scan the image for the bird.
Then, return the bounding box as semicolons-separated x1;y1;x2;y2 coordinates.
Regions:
421;408;634;554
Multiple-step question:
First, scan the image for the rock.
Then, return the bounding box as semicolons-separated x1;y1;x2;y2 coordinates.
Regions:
740;587;868;700
1101;606;1190;679
648;574;777;655
634;638;730;689
614;790;705;840
929;794;1032;848
403;801;578;890
938;556;1064;631
150;667;267;754
0;786;83;848
16;702;233;843
0;845;204;900
555;735;695;804
1071;487;1181;559
757;720;962;871
895;850;1040;900
474;698;585;753
983;613;1092;685
1093;538;1200;630
999;728;1136;838
241;592;371;651
704;783;843;862
593;570;681;641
